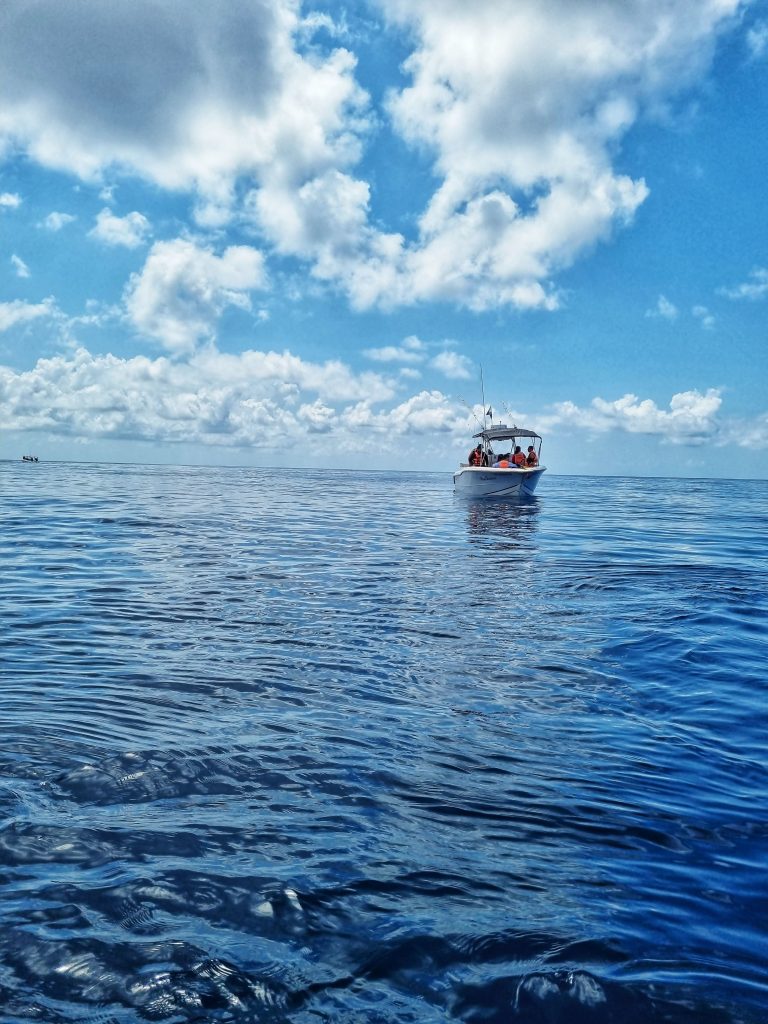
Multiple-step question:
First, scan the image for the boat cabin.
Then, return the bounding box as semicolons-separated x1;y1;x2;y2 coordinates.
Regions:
462;424;542;468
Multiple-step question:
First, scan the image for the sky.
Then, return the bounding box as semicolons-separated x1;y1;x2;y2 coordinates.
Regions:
1;0;767;477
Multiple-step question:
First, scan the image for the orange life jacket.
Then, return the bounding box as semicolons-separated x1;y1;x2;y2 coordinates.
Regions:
513;451;526;466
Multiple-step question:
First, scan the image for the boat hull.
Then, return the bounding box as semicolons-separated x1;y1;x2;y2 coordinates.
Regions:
453;465;545;498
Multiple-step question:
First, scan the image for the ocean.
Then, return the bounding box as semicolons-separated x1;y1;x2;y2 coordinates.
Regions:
1;460;766;1023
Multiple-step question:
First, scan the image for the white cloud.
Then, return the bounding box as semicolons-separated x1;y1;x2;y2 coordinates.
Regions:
0;191;21;208
0;0;743;312
0;345;405;447
718;267;768;300
646;294;678;320
4;344;766;455
363;335;426;363
89;208;150;248
11;254;30;278
363;336;473;380
0;1;368;212
279;0;739;311
692;305;715;330
542;389;723;444
191;347;395;404
430;350;472;380
297;399;337;433
340;389;467;435
41;211;76;231
124;238;267;354
0;297;56;331
298;11;350;43
369;0;739;310
746;20;768;59
728;412;768;450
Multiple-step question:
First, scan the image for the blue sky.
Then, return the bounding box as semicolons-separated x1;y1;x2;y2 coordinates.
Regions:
1;0;767;476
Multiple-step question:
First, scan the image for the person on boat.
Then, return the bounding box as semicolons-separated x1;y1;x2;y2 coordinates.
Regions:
468;444;483;466
512;446;527;467
526;445;538;466
495;453;510;468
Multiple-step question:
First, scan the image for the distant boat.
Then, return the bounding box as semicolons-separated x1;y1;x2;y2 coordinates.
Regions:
21;455;39;462
454;424;546;498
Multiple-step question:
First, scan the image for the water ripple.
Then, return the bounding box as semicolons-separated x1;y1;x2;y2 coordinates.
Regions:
1;461;766;1022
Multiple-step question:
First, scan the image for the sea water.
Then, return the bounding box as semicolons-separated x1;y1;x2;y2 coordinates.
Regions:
1;461;766;1023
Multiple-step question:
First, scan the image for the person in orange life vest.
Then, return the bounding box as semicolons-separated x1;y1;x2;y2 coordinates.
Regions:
496;453;510;468
468;444;482;466
512;445;527;467
526;445;538;466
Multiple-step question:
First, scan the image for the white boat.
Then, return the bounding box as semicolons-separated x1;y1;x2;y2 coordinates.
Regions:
454;424;546;498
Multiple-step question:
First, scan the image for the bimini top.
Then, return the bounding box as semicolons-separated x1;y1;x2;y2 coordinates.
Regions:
473;423;541;442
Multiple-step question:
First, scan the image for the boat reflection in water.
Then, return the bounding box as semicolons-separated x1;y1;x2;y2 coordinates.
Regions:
464;495;540;548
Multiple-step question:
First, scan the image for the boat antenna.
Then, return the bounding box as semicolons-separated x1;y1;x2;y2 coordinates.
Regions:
480;365;488;433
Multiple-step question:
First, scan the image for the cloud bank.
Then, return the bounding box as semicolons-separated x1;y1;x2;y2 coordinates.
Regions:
0;346;461;449
541;389;724;444
3;345;766;453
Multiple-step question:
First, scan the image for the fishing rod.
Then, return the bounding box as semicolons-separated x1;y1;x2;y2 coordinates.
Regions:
458;397;485;431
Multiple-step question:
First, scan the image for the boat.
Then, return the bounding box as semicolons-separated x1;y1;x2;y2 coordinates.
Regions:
454;424;546;498
21;455;39;462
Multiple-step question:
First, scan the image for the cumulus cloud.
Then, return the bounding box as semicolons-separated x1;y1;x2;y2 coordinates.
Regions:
4;343;766;455
0;191;21;208
0;1;367;204
258;0;739;311
297;398;337;433
124;238;267;354
11;254;30;278
0;0;744;312
369;0;740;310
89;208;151;248
718;267;768;300
542;389;723;444
0;297;56;331
430;350;472;379
340;389;467;435
0;345;420;449
40;211;76;231
363;336;473;380
646;294;678;320
363;335;426;363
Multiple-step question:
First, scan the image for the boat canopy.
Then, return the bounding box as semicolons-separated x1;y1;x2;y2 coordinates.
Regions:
473;423;541;442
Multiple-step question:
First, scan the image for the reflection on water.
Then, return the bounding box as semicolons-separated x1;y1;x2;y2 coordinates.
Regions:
464;495;541;543
1;462;767;1023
